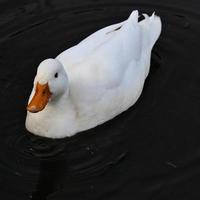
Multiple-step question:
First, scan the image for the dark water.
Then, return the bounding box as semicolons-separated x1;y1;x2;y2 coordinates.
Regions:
1;0;200;199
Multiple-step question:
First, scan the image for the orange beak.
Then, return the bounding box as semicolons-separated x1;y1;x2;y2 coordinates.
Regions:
27;82;52;113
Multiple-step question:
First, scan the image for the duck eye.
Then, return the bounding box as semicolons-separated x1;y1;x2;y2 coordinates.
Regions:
54;72;58;78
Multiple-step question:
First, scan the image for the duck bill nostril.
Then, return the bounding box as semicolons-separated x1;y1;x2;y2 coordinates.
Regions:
27;82;52;113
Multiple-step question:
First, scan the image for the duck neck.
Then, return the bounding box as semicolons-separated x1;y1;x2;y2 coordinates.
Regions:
49;90;75;114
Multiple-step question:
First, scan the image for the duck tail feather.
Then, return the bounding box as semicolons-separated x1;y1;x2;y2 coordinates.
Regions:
149;12;162;49
140;11;162;50
128;10;139;24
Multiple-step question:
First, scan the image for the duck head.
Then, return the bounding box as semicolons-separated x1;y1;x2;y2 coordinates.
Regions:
27;58;69;113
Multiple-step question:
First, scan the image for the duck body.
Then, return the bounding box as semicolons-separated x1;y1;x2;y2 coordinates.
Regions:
25;10;162;138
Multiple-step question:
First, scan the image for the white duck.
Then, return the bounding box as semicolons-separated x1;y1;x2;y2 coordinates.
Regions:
26;10;161;138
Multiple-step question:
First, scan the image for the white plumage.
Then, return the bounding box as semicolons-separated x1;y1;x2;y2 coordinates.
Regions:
25;10;162;138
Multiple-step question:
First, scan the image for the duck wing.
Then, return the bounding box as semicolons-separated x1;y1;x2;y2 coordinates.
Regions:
56;21;126;70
